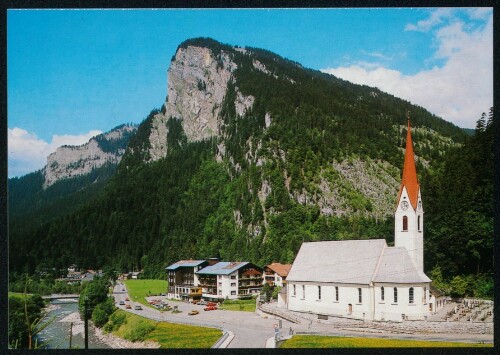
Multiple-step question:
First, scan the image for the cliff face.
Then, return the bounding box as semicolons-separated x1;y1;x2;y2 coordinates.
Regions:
165;45;236;141
43;124;137;188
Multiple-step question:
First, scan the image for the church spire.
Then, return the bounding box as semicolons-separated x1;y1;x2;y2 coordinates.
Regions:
397;113;419;209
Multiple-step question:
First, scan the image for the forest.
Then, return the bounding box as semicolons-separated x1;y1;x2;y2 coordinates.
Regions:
8;38;493;299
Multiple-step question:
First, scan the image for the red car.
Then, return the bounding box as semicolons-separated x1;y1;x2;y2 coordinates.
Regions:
204;306;217;311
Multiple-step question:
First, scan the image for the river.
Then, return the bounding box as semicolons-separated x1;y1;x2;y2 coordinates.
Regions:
36;298;110;349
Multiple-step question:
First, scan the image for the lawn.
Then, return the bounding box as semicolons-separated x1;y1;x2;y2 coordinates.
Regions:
280;335;493;348
123;279;167;308
108;309;221;348
219;298;256;312
147;322;222;348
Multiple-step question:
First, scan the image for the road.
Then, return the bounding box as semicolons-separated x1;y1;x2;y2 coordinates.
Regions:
112;283;493;348
112;283;292;348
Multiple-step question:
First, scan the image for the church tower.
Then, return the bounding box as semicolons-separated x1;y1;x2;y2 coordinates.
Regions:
394;117;424;272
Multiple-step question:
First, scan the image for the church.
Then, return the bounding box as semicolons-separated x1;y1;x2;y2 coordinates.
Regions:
284;119;434;321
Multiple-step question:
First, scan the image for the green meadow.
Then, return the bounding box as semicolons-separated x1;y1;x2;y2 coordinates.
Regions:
280;335;493;348
123;279;167;308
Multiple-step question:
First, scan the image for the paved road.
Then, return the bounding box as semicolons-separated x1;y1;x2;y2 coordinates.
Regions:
113;283;294;348
112;283;493;348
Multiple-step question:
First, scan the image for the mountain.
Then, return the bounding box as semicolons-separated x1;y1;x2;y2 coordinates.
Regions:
11;38;486;283
9;124;137;229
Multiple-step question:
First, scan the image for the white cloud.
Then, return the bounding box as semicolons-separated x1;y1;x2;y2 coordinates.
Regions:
8;128;102;178
404;8;453;32
322;10;492;129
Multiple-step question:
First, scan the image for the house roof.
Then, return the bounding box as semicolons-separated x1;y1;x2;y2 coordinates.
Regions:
396;119;420;209
373;247;431;283
165;260;207;271
287;240;430;285
265;263;292;277
196;261;250;275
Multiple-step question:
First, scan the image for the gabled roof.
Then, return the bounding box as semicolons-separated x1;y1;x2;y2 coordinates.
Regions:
287;240;430;285
265;263;292;277
196;261;250;275
373;247;431;283
287;240;387;285
165;260;207;271
396;119;420;209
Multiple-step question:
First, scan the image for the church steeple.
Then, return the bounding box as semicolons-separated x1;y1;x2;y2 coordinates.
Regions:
397;116;420;209
394;113;424;272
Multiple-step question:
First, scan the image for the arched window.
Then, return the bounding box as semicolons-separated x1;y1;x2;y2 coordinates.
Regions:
394;287;398;303
358;288;362;303
403;216;408;231
409;287;414;304
418;215;421;231
302;285;305;299
381;286;385;301
423;286;427;303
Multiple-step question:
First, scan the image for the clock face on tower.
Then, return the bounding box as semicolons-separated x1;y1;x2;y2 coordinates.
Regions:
401;201;409;211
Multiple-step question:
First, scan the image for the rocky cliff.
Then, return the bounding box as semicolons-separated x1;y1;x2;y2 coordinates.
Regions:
43;124;137;187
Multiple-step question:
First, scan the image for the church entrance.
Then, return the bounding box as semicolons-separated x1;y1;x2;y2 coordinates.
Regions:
348;303;352;314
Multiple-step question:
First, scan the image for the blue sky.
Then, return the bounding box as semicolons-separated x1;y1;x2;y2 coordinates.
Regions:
7;8;493;177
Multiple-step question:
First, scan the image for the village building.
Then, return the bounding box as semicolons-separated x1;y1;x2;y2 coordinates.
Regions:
196;262;263;301
285;119;435;321
263;263;292;287
165;259;209;301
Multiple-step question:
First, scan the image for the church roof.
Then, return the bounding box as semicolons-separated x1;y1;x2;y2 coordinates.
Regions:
287;240;430;285
373;247;431;283
397;119;420;209
287;239;387;285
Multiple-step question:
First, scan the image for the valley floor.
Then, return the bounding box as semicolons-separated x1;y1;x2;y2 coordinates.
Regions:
111;284;493;348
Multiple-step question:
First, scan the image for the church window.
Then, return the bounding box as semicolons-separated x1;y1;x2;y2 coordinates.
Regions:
302;285;305;299
335;286;339;301
318;286;321;300
418;216;421;231
409;287;414;304
381;286;385;301
402;216;408;231
293;284;296;296
394;287;398;303
358;288;362;303
423;286;426;303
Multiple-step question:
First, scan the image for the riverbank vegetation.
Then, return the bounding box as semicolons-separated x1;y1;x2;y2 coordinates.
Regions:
280;335;493;348
8;292;49;349
78;277;116;329
104;309;221;348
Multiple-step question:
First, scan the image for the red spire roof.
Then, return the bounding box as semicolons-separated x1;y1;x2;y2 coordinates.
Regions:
397;118;420;209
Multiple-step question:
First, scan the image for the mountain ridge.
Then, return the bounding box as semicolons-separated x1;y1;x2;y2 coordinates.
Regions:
9;37;478;278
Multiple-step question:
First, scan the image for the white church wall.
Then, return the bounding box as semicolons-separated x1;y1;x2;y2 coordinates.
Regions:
373;283;431;321
287;282;374;320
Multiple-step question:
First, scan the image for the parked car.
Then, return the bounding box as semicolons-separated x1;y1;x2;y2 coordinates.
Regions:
188;310;199;316
207;302;217;307
119;300;125;305
122;288;125;292
134;305;142;310
125;304;132;309
204;306;217;311
198;300;207;306
125;297;130;301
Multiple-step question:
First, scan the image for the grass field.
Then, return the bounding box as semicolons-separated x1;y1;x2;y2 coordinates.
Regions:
109;309;221;348
123;279;167;308
280;335;493;348
219;298;256;312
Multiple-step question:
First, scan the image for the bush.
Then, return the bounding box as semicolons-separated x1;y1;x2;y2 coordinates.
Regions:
124;321;155;342
92;305;109;328
109;312;127;329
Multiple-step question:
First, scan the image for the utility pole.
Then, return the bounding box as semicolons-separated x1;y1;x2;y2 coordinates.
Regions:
69;322;73;349
84;297;89;349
